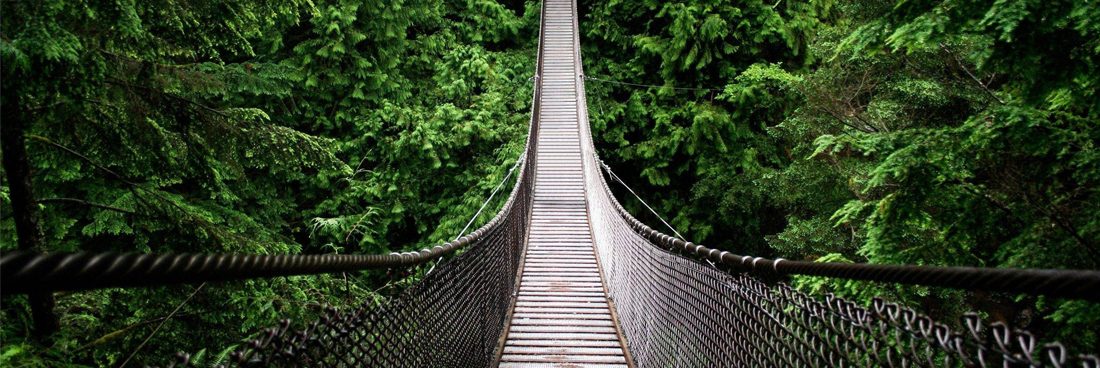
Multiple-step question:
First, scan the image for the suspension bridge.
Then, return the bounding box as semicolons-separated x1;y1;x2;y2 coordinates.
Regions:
3;0;1100;367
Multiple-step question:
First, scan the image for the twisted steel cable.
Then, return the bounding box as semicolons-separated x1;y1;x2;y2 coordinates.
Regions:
614;204;1100;301
597;160;1100;301
1;77;539;296
3;246;447;294
2;183;521;295
585;134;1100;367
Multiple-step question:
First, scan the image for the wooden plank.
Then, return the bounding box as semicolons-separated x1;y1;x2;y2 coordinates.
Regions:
516;295;606;302
511;312;612;321
517;292;607;298
519;282;605;288
514;301;608;309
523;261;598;266
524;263;599;269
499;354;627;364
500;363;627;368
512;306;611;314
506;340;620;348
524;260;598;265
503;346;624;355
509;325;618;334
498;2;629;366
505;332;619;341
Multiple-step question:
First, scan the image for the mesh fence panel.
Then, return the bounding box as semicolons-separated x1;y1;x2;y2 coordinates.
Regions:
582;152;1099;368
163;148;533;368
164;159;529;367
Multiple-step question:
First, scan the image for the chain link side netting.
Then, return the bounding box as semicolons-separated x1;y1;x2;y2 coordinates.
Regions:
583;153;1099;368
567;30;1099;363
161;147;534;368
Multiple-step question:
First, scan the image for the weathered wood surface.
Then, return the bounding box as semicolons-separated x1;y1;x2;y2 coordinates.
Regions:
498;0;629;367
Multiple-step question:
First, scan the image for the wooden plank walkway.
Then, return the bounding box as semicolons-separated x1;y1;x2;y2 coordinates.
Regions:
497;0;630;367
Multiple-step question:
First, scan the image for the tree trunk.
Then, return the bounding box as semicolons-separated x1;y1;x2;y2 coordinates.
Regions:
1;95;60;339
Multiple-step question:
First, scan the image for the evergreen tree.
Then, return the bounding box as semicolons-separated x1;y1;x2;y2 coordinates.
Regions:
2;0;537;365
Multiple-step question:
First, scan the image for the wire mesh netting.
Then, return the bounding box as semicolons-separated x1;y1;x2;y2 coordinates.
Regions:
162;148;534;367
583;151;1100;368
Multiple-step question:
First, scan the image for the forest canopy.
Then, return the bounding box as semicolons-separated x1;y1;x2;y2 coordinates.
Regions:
2;0;1097;365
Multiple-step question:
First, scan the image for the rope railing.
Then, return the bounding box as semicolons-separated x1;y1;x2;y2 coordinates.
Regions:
0;155;532;295
585;156;1100;368
0;149;533;294
1;245;472;294
595;159;1100;301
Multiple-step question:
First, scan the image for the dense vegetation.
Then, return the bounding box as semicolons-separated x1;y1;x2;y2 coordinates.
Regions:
2;0;536;365
1;0;1096;365
581;0;1099;352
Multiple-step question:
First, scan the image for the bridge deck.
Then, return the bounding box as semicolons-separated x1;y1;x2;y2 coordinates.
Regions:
497;0;629;367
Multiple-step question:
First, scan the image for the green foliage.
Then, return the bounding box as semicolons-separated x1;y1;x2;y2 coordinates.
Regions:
582;0;1099;353
2;0;536;365
581;0;831;252
780;5;1099;349
844;0;1100;113
3;0;1098;363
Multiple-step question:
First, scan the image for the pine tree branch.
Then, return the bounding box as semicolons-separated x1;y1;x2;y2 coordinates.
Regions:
939;43;1005;105
76;312;204;351
38;197;140;216
28;136;203;233
118;283;206;368
27;135;139;186
103;78;231;118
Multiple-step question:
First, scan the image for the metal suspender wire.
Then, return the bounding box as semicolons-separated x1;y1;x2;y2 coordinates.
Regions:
583;75;725;93
598;158;685;240
455;151;526;241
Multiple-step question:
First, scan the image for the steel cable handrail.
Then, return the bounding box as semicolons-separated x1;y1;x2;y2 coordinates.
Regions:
1;84;541;297
595;159;1100;301
586;149;1100;368
0;156;529;295
587;157;1100;366
2;247;463;294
